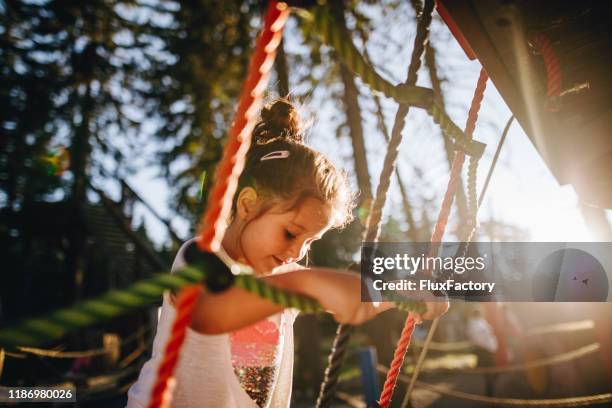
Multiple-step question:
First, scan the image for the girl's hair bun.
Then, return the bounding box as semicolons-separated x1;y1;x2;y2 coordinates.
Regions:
253;98;303;145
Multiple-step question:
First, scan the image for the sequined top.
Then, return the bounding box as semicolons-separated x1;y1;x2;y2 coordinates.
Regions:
231;314;286;407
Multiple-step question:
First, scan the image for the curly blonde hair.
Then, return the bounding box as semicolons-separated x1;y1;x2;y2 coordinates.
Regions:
234;98;355;229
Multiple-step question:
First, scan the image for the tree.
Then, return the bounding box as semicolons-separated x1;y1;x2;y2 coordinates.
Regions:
142;0;260;223
1;0;161;304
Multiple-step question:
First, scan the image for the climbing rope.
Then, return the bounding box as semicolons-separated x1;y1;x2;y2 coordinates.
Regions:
0;257;424;349
401;342;600;375
399;317;440;408
6;236;387;346
0;265;203;347
145;2;291;406
363;0;434;244
351;13;419;241
312;5;431;109
378;366;612;407
432;68;488;245
530;33;562;112
390;68;489;408
478;115;514;208
315;2;436;407
309;3;485;159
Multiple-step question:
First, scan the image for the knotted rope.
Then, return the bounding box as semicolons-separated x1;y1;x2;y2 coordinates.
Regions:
310;3;485;159
316;2;436;407
395;68;489;408
379;365;612;407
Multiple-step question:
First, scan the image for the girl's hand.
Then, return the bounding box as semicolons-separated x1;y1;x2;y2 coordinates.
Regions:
307;270;391;325
394;288;450;324
412;299;449;324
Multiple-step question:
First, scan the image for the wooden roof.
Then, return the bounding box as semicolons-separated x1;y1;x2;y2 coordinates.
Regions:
437;0;612;208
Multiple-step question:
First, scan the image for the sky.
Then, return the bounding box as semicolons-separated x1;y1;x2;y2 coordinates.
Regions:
121;3;611;248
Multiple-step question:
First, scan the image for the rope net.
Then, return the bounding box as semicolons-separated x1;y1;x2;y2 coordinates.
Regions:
316;1;436;406
380;69;489;408
0;3;494;407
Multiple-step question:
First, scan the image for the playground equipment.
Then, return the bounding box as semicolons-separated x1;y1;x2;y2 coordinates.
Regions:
1;1;611;407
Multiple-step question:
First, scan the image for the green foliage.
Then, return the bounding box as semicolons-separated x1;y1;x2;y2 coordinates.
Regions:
142;1;261;223
0;0;158;207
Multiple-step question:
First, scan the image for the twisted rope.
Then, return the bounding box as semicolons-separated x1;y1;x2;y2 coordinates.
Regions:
380;69;488;407
316;2;435;407
426;102;485;157
146;3;291;406
234;275;323;313
0;266;203;347
316;325;353;408
0;264;425;350
531;33;562;112
400;342;600;375
400;68;488;407
312;5;432;109
196;3;289;253
423;35;470;223
378;365;612;407
467;157;479;224
310;3;485;159
147;285;200;408
352;19;419;241
364;0;434;245
431;68;488;244
379;317;418;407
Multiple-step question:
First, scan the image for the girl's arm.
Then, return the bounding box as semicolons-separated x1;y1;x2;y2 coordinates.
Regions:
188;267;447;334
189;267;369;335
188;285;285;335
269;268;449;324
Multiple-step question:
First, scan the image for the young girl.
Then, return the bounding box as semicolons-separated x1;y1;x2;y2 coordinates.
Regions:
127;99;448;408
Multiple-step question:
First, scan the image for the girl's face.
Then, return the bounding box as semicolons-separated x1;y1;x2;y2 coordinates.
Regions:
233;195;333;275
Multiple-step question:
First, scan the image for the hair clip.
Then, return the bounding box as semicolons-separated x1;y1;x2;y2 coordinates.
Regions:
260;150;290;161
255;136;281;145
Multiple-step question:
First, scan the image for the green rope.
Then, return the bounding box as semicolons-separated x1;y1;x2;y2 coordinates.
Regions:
0;266;200;347
466;156;479;224
0;264;425;348
313;5;433;109
309;4;485;159
235;275;323;313
395;300;427;315
427;103;486;158
459;156;480;243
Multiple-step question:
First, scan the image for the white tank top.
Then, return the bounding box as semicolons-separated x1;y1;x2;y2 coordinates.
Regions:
126;240;299;408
